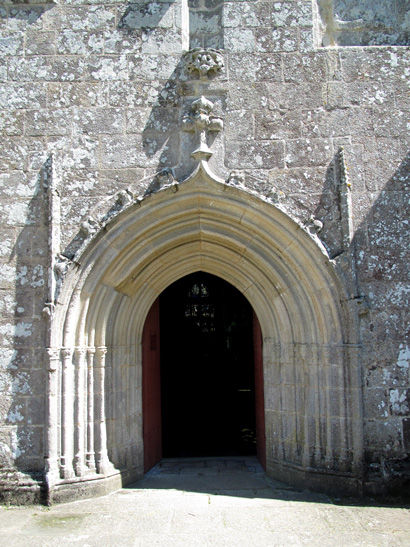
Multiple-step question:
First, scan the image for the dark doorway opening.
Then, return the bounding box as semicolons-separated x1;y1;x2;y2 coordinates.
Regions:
159;272;256;458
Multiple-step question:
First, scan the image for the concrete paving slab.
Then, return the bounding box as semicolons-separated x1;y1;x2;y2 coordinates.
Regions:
1;458;410;547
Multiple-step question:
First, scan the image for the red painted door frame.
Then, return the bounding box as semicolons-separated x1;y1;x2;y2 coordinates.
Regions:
142;298;266;472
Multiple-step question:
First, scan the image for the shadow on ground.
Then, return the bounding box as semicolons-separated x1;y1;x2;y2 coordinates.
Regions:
126;457;410;509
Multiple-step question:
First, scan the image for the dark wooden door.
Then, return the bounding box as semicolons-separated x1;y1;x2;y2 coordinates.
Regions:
142;279;266;471
142;298;162;472
159;272;258;458
253;311;266;470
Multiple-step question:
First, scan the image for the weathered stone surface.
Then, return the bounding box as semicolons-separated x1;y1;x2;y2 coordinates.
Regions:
0;0;409;505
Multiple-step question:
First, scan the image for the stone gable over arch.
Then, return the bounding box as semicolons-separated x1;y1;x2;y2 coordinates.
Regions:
45;164;363;502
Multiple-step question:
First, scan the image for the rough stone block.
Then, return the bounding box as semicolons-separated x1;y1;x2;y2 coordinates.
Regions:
243;2;271;28
56;29;105;55
389;388;410;417
268;83;323;111
43;5;116;31
8;6;45;31
8;56;86;82
57;135;100;170
224;28;255;52
100;134;179;169
73;107;125;135
126;107;178;134
285;138;332;168
301;107;374;139
255;110;302;140
25;109;72;137
0;110;24;137
190;11;222;34
373;107;408;138
226;140;285;169
129;54;180;80
0;30;24;56
25;30;56;55
141;28;183;54
47;82;106;108
283;53;327;83
104;29;142;55
225;110;254;140
0;138;27;170
364;418;404;456
363;387;389;419
0;83;47;109
86;55;128;81
255;27;298;53
98;168;146;198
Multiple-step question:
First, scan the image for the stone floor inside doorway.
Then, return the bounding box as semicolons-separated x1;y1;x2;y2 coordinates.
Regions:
1;456;410;546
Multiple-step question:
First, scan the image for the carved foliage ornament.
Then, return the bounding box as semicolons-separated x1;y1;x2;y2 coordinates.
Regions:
184;48;224;79
181;96;223;134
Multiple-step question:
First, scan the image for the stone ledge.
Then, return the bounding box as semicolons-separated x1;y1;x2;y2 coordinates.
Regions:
0;469;45;506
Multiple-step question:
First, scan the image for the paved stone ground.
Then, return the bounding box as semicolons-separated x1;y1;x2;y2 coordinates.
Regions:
1;458;410;547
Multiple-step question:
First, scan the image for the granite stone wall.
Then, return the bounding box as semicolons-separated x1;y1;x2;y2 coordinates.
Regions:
0;0;409;502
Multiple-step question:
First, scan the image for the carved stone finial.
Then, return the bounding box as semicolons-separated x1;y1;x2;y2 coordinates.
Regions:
181;96;224;134
184;48;224;79
181;96;224;162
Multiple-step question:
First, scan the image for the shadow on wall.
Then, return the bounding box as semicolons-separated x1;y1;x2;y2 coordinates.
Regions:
188;0;224;49
283;139;410;491
352;150;410;489
317;0;410;46
2;157;50;502
118;1;173;38
126;0;226;186
319;146;410;490
0;1;55;23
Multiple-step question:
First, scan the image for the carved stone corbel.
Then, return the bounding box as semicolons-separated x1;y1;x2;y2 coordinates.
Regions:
42;302;55;319
184;48;224;79
54;254;72;280
227;171;245;188
80;216;101;238
305;214;323;235
116;189;134;207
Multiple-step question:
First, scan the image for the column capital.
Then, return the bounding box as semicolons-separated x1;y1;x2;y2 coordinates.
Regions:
96;346;108;358
46;347;60;371
74;347;87;359
47;347;60;360
61;347;73;359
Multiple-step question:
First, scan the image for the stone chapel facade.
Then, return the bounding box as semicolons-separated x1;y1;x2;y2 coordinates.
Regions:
0;0;409;504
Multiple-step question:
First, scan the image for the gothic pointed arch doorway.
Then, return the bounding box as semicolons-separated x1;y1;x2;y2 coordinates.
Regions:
142;272;266;472
46;165;363;502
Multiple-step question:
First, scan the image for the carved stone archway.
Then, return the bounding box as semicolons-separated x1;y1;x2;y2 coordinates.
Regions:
45;163;363;503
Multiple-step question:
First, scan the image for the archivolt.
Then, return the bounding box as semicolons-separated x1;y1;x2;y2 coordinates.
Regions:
46;165;363;499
